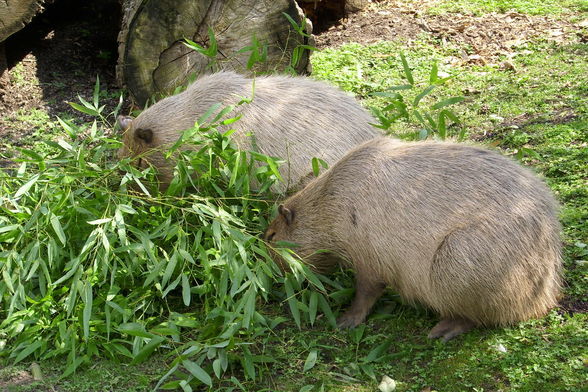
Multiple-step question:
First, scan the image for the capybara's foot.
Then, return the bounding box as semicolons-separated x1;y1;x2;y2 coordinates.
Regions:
337;278;386;328
428;318;475;342
337;309;367;329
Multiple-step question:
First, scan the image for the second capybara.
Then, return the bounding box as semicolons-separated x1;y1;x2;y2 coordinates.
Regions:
117;71;381;192
264;136;562;341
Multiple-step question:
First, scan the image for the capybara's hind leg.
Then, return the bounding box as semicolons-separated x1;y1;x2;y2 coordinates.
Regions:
428;318;476;342
337;271;386;328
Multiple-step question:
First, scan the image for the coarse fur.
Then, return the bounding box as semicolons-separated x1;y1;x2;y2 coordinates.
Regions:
117;71;380;192
265;136;562;340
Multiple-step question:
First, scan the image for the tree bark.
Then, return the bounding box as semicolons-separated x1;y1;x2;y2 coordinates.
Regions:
0;0;52;42
117;0;313;106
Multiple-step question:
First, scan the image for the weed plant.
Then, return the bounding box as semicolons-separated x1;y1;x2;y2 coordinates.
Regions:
0;81;331;389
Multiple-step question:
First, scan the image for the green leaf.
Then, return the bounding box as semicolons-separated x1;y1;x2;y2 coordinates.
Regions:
242;286;256;329
62;356;87;378
318;294;337;328
50;213;67;246
265;156;283;182
14;173;39;198
431;96;465;110
197;102;222;125
282;12;310;37
311;157;320;177
130;336;164;365
0;224;20;235
242;349;256;380
13;340;42;364
303;349;318;372
181;274;191;306
413;85;435;107
56;116;77;138
182;360;212;386
93;75;100;108
429;62;439;83
376;85;413;93
87;218;111;225
162;252;178;288
284;276;301;328
364;340;392;363
69;102;99;116
82;283;93;340
438;111;447;140
399;52;414;85
118;323;154;338
308;291;318;325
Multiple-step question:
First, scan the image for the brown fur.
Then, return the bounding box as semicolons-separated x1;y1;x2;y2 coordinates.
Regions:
117;71;380;192
265;137;562;340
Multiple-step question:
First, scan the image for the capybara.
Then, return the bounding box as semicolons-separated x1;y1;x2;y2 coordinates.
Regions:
264;137;562;341
117;71;380;192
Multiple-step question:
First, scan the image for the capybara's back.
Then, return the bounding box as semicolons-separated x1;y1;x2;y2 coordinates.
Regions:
118;71;380;191
265;137;562;340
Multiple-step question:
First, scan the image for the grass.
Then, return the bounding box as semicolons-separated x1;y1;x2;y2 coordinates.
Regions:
1;1;587;391
422;0;588;16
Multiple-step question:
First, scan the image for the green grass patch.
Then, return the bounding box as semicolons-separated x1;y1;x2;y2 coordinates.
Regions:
424;0;588;16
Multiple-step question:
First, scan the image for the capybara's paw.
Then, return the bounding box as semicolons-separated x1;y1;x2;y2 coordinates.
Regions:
336;311;367;329
428;318;475;342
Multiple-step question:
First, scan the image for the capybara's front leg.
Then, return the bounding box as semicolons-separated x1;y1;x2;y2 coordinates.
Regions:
337;271;386;328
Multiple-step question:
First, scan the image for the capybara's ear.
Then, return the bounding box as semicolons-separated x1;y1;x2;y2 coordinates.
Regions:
278;204;295;225
117;115;134;132
135;128;153;144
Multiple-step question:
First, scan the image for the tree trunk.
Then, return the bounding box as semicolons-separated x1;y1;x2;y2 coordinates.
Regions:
117;0;313;106
0;0;52;42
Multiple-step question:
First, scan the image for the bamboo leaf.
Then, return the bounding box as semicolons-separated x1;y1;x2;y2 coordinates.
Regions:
431;96;465;110
130;336;164;365
13;340;42;364
413;86;435;107
182;360;212;386
284;276;301;328
82;283;93;340
181;274;191;306
14;173;39;198
429;62;439;83
309;291;318;326
50;213;66;246
303;350;318;372
399;52;414;85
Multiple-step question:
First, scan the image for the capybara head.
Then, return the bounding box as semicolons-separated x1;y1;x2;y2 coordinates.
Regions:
264;204;338;273
116;114;176;188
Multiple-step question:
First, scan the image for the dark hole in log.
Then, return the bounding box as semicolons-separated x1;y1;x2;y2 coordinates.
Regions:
296;0;351;34
3;0;120;73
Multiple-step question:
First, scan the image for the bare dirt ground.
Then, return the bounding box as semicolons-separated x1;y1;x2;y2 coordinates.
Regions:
315;0;584;64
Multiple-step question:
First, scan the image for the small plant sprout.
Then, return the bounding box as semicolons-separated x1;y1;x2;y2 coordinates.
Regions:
371;53;465;141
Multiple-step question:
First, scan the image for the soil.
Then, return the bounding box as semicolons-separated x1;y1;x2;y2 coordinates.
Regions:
314;0;583;65
0;368;35;389
559;298;588;315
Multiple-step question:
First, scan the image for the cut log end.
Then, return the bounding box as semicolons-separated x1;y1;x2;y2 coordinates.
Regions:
118;0;313;106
